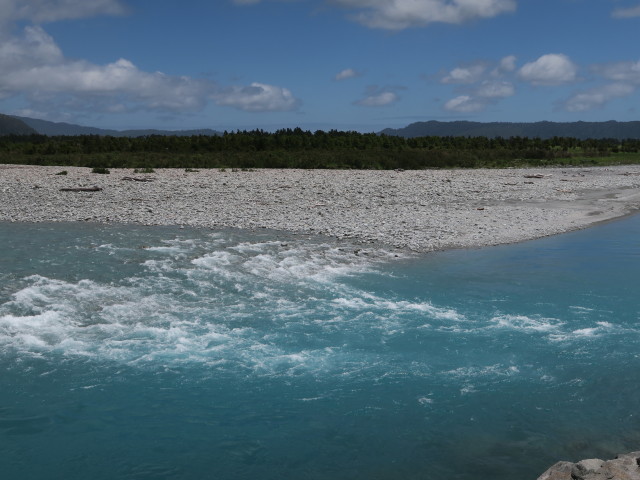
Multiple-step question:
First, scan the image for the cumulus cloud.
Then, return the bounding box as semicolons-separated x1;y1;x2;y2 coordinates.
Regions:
592;60;640;84
499;55;517;71
439;53;638;114
235;0;516;29
212;82;301;112
0;24;63;69
329;0;517;30
443;95;486;112
517;53;578;85
439;57;516;113
441;64;487;84
443;81;514;112
0;26;301;114
475;80;515;98
492;54;517;75
0;27;210;111
0;0;127;26
355;87;400;107
563;83;635;112
611;4;640;18
556;60;640;112
335;68;361;81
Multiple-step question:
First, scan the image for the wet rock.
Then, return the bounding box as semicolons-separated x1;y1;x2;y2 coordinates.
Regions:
537;452;640;480
537;461;573;480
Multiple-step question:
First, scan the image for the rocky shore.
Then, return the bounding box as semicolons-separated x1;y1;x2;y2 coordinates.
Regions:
537;451;640;480
1;164;640;251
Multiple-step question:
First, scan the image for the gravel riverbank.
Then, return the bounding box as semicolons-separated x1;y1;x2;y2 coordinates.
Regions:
2;164;640;251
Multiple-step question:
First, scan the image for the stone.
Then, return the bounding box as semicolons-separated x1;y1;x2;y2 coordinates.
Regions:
572;458;605;478
537;452;640;480
536;461;573;480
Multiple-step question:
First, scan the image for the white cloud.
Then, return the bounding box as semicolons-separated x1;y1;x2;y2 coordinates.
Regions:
213;82;301;112
563;83;635;111
335;68;361;81
497;55;517;72
442;81;514;113
0;0;127;26
442;64;487;84
443;95;486;112
490;55;517;77
517;53;578;85
329;0;517;30
0;25;63;68
611;4;640;18
0;27;210;111
439;57;516;113
0;26;301;114
592;60;640;84
476;80;514;98
355;90;399;107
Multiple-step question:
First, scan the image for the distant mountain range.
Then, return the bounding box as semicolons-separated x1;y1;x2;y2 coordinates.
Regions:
2;114;640;140
3;115;221;137
380;120;640;140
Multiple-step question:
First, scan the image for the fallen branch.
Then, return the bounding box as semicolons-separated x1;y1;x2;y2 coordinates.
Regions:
523;174;550;179
122;176;154;182
60;186;102;192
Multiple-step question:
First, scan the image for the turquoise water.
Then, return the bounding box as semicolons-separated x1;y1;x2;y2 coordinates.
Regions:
1;217;639;479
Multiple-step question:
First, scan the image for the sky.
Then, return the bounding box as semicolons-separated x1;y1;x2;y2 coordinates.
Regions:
0;0;639;132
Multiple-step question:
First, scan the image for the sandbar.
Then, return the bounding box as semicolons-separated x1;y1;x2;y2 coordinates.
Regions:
1;164;640;251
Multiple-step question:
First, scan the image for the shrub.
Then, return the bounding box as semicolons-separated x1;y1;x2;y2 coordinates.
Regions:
91;167;110;174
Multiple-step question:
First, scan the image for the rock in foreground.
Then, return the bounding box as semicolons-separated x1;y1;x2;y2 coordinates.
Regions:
537;452;640;480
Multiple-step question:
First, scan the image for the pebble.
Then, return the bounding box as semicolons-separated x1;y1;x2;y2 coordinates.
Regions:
1;165;640;252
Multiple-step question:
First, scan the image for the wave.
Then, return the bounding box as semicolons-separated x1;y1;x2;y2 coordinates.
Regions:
0;233;414;375
1;227;635;385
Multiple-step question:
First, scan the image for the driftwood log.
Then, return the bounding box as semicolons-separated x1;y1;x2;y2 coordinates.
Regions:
59;186;102;192
121;176;154;182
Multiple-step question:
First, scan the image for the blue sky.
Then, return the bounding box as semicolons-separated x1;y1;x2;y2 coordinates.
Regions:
1;0;639;132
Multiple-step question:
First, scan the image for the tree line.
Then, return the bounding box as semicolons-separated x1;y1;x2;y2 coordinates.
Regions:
1;129;640;169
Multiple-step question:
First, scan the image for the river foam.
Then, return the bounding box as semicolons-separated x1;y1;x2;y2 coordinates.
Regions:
2;219;640;480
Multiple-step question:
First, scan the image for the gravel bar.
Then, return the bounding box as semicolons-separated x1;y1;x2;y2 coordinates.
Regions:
2;164;640;252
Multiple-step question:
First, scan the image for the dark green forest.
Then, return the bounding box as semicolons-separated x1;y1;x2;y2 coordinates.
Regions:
2;128;640;169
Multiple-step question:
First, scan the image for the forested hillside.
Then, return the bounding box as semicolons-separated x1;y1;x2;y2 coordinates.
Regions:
0;114;37;136
12;115;220;137
2;128;640;169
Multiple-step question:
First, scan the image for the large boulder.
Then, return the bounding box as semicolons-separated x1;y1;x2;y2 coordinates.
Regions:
537;452;640;480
